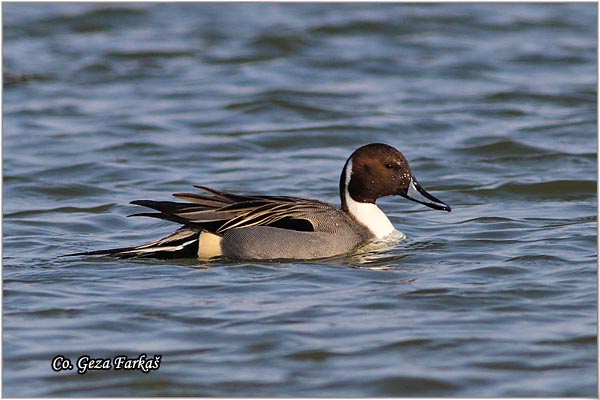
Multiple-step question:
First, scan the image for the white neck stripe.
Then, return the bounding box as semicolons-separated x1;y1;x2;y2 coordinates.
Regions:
343;159;395;238
344;158;353;192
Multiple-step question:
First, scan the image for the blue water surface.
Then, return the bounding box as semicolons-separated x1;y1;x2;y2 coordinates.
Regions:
3;3;597;397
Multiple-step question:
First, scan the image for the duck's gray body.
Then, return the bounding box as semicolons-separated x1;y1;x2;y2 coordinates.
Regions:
220;210;371;260
130;188;371;260
67;143;451;261
222;223;369;260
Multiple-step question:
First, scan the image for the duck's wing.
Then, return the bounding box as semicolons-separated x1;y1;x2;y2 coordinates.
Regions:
64;187;356;259
130;186;339;234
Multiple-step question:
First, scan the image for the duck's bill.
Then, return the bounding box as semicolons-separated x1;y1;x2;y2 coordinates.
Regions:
401;177;451;212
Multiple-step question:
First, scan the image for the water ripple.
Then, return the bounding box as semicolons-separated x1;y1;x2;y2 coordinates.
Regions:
3;2;596;397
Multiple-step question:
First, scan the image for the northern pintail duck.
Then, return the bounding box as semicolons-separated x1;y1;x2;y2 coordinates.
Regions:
69;143;451;260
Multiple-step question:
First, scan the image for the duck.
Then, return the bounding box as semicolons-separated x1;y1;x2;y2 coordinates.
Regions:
67;143;451;260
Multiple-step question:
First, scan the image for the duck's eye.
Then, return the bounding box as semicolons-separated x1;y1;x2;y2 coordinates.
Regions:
385;163;394;169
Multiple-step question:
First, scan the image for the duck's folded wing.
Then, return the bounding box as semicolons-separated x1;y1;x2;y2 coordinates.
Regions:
129;186;340;234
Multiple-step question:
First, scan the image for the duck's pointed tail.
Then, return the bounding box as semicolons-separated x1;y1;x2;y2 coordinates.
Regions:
62;228;200;259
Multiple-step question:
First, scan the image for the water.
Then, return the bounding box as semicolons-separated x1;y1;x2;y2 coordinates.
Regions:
3;3;597;397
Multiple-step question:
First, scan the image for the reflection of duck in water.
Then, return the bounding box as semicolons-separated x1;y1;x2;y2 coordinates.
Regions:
4;71;36;85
